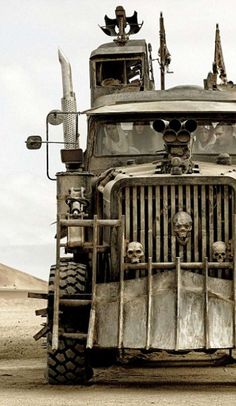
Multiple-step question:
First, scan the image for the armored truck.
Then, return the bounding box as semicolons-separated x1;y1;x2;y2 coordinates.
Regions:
28;6;236;384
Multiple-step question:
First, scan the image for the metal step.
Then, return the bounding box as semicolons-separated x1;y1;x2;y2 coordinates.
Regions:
60;299;92;307
62;332;87;340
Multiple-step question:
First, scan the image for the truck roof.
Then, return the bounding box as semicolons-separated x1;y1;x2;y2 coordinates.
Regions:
85;86;236;115
90;39;147;58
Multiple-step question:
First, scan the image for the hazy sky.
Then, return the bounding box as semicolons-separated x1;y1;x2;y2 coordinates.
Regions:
1;0;236;280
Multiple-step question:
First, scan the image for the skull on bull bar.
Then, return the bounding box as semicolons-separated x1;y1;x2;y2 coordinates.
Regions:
173;210;192;246
126;241;144;264
212;241;227;263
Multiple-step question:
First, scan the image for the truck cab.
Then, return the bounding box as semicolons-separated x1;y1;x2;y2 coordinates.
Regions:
28;6;236;386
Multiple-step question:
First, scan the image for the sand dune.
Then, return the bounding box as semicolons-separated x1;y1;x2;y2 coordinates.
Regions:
0;263;47;291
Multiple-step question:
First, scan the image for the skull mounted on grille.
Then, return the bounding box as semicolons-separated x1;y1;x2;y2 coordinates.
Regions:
126;241;144;263
173;210;192;246
212;241;227;263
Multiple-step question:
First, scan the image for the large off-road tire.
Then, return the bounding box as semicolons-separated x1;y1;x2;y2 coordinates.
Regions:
48;260;88;295
47;260;93;385
47;334;93;384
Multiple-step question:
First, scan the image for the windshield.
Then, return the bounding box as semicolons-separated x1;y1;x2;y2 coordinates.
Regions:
94;118;236;156
95;121;164;155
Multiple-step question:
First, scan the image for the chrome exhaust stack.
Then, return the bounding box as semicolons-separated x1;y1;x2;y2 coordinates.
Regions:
58;48;79;149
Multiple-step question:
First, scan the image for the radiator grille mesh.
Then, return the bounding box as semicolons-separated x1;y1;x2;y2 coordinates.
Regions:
119;184;235;262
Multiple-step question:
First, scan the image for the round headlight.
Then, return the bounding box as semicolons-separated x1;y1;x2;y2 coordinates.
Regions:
163;129;177;143
177;130;191;143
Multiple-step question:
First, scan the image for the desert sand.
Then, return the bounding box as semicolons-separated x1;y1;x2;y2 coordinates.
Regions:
1;264;236;405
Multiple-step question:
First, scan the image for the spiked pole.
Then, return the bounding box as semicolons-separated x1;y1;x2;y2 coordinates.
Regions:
214;24;227;84
159;12;165;90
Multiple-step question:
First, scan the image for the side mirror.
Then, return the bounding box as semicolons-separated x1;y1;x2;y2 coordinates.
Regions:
47;110;64;126
26;135;42;150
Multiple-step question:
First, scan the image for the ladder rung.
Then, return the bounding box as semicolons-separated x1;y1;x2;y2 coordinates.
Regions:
62;332;87;340
28;291;48;300
60;299;91;307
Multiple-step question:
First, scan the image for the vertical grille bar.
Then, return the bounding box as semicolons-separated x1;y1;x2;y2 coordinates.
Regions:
175;257;181;350
233;214;236;346
224;185;229;243
217;187;222;241
171;186;176;260
146;257;153;350
178;186;184;260
140;186;145;253
204;257;209;349
186;185;191;262
209;186;214;261
118;216;125;348
155;186;161;262
125;187;130;240
133;186;138;241
193;186;199;262
148;186;153;259
163;186;169;261
201;186;207;258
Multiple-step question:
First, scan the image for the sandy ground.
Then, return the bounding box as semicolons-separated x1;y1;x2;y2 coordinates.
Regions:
1;290;236;405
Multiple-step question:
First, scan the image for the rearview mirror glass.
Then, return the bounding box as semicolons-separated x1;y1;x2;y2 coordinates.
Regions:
26;135;42;150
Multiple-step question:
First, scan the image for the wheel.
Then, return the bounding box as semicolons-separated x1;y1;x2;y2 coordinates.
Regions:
47;334;93;384
47;260;93;384
48;260;88;295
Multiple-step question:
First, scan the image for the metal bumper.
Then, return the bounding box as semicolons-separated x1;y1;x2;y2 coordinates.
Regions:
87;259;235;351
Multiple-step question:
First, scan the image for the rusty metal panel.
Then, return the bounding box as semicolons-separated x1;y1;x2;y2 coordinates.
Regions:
208;299;234;348
90;270;234;350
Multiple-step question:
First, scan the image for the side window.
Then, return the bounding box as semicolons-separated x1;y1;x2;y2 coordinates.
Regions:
96;59;143;87
126;59;142;84
96;61;124;86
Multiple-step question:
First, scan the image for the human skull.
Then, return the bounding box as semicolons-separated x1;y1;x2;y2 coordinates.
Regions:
173;210;192;246
126;242;144;264
212;241;227;263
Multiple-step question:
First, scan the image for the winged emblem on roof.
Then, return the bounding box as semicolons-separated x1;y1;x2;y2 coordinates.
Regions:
100;6;143;45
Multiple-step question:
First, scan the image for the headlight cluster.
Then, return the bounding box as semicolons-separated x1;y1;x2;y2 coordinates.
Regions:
153;119;197;144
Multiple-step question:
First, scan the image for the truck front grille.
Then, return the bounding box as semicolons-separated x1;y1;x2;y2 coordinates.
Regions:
119;184;235;262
